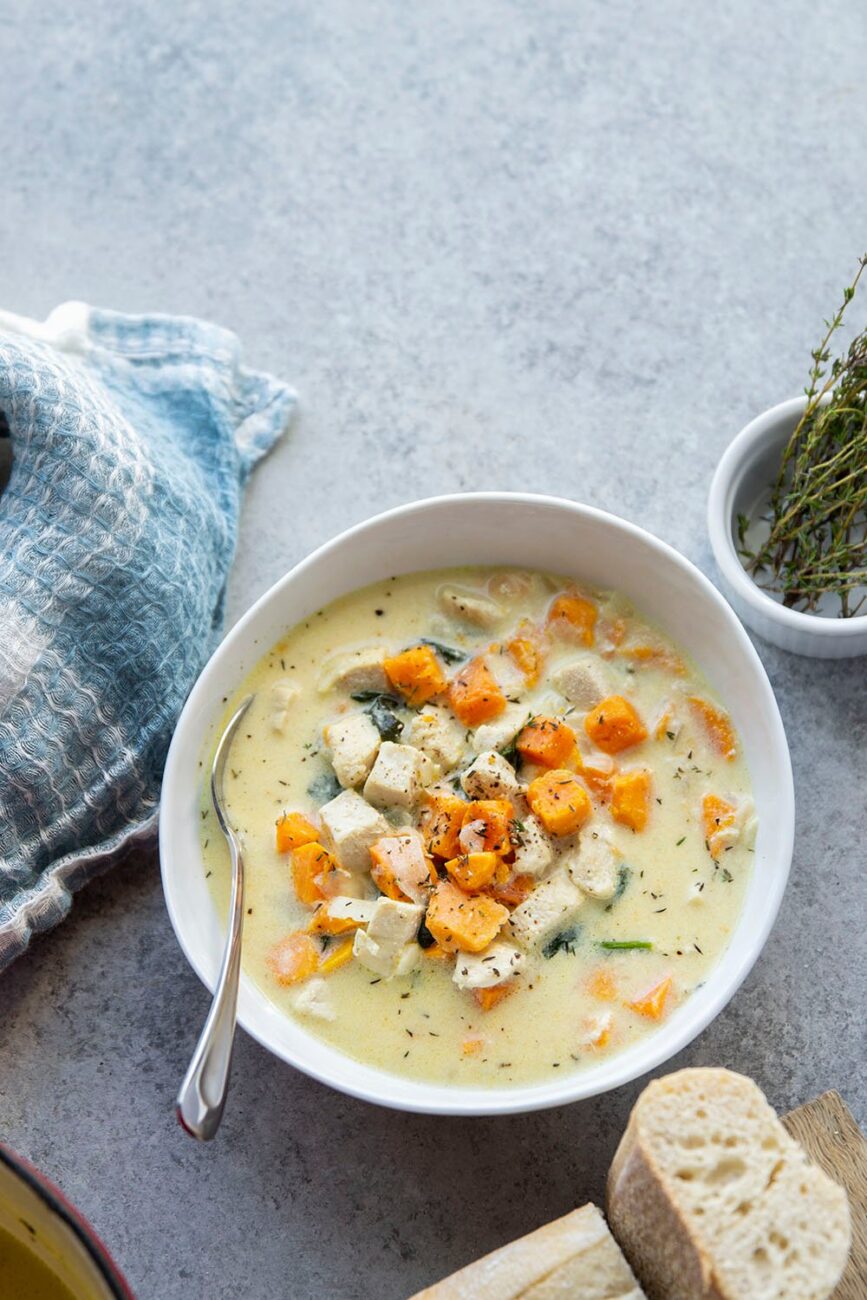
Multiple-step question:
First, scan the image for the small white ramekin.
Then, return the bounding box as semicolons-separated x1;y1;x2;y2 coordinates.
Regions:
708;397;867;658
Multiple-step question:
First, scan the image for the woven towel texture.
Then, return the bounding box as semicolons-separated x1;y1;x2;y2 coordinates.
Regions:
0;306;295;970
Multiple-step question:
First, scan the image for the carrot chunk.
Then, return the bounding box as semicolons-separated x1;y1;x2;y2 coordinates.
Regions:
689;696;737;761
267;932;320;985
425;880;509;953
419;794;466;859
516;716;576;769
276;811;319;854
447;658;506;727
473;981;517;1011
384;645;447;706
291;842;335;904
526;769;592;836
627;976;672;1020
547;593;597;646
445;851;499;892
610;769;652;832
461;799;513;854
584;695;647;754
702;793;738;859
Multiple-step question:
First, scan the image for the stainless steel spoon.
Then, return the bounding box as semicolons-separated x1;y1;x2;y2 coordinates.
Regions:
176;694;254;1140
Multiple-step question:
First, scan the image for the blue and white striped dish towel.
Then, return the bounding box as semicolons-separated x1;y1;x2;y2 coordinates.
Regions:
0;303;295;971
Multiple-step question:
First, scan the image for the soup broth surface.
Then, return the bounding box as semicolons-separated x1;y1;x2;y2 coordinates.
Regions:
203;567;755;1087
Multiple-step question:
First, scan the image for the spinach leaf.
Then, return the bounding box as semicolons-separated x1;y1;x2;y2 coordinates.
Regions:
307;770;343;804
542;925;581;959
605;863;632;912
416;918;435;949
350;690;402;706
365;696;404;741
420;638;467;665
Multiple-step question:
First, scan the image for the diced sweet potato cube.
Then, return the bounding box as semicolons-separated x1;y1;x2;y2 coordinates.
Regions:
574;752;614;803
425;880;509;953
445;851;499;892
526;769;592;836
419;794;465;859
587;968;617;1001
584;695;647;754
461;799;513;854
547;594;597;646
610;769;651;832
689;696;737;761
517;715;576;768
485;873;536;908
627;976;672;1020
702;793;738;859
276;811;319;854
447;658;506;727
618;644;684;674
267;932;320;985
384;645;447;706
473;981;517;1011
507;623;543;686
318;938;355;975
292;842;335;904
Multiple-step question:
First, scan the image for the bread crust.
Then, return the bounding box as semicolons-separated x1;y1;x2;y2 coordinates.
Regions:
606;1068;851;1300
410;1202;644;1299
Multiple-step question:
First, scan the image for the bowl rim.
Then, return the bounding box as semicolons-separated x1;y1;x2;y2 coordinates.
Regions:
0;1144;135;1299
708;395;866;641
160;491;794;1116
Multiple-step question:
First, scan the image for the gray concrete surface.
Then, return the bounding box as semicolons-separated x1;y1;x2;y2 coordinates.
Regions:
1;2;865;1296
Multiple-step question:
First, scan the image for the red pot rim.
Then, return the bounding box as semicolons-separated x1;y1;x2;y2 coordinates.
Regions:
0;1144;135;1299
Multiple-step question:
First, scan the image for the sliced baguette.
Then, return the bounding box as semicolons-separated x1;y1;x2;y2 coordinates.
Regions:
606;1068;851;1300
409;1202;645;1299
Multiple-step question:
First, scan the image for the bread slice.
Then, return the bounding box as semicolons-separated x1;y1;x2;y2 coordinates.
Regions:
410;1202;645;1299
606;1068;851;1299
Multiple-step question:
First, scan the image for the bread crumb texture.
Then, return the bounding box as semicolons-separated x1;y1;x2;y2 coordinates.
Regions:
606;1068;851;1300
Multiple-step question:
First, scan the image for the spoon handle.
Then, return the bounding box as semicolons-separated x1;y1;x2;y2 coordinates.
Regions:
176;695;253;1141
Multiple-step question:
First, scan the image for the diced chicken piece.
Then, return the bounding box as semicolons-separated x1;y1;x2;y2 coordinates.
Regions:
579;1010;612;1048
508;868;585;950
511;813;554;877
370;831;432;904
323;897;376;926
687;879;707;905
406;705;466;771
460;750;521;800
323;713;381;788
551;655;611;710
292;978;336;1022
564;829;619;899
439;586;503;628
319;790;390;872
452;941;526;991
317;647;389;695
270;678;300;733
368;897;423;946
416;751;442;787
470;703;530;755
363;741;426;808
352;930;421;979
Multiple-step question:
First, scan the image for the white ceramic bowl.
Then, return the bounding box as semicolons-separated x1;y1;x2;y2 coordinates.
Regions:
160;493;794;1116
708;397;867;658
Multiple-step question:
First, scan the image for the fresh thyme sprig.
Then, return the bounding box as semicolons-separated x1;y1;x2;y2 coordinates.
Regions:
739;256;867;617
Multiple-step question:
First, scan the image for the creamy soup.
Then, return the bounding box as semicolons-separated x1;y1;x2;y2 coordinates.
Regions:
202;568;755;1088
